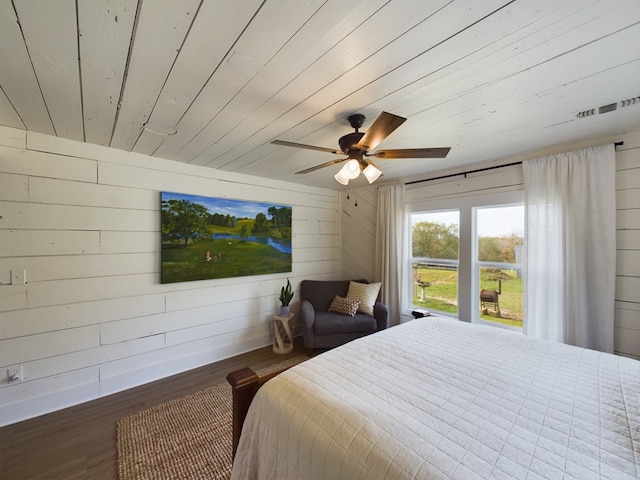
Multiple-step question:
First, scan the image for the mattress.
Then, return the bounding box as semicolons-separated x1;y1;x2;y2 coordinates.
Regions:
231;318;640;479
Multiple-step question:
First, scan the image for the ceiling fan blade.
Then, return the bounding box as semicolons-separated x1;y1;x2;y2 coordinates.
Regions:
272;139;339;155
295;157;348;174
356;111;407;152
370;147;451;159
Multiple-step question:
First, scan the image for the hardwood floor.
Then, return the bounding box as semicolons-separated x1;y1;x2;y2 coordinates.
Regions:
0;339;305;480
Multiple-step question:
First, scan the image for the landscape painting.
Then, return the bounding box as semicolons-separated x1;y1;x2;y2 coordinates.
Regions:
161;192;292;284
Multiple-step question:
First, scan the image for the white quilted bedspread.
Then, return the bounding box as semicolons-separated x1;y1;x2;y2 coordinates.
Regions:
231;318;640;479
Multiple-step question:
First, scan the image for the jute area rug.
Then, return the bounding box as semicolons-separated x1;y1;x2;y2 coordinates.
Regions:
116;355;307;480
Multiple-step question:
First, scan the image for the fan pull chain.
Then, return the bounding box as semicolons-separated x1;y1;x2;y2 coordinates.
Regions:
345;190;357;206
345;190;358;206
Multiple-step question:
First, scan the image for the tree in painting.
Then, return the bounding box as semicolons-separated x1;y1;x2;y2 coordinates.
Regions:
161;199;211;248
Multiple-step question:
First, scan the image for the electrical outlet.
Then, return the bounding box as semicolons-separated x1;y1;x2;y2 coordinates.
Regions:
7;366;24;382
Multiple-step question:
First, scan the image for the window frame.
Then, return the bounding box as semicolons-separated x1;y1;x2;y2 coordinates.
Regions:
405;190;524;325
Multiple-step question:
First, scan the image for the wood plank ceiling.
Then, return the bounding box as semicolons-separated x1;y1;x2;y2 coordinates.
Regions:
1;0;639;190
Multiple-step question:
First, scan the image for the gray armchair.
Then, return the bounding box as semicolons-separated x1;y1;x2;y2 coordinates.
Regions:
300;279;389;354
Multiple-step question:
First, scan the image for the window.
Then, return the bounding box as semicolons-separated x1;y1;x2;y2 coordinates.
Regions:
407;192;524;329
474;205;524;329
410;210;460;315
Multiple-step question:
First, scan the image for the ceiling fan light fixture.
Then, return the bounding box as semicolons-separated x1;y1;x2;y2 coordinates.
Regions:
363;163;382;184
343;159;361;179
282;111;452;181
334;169;350;185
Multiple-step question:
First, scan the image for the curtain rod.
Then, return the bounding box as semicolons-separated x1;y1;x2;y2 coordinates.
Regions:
405;141;624;186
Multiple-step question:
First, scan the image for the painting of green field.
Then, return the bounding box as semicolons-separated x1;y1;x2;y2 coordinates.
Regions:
161;192;292;284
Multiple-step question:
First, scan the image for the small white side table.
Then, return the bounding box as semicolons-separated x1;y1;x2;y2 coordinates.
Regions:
273;313;295;354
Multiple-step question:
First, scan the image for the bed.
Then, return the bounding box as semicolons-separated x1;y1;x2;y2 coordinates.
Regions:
229;317;640;479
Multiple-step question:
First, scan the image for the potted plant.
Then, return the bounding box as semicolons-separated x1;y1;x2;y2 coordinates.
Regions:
279;278;294;315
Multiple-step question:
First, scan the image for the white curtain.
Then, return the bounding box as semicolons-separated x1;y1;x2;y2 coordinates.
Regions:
375;184;405;326
523;144;616;352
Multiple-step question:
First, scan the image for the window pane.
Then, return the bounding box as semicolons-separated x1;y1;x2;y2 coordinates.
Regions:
412;263;458;314
411;211;459;315
411;211;459;259
479;267;523;328
476;205;524;328
476;206;523;262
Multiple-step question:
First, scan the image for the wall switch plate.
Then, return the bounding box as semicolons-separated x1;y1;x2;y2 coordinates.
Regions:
10;270;27;285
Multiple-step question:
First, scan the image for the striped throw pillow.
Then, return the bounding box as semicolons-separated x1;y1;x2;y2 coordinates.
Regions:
346;281;381;316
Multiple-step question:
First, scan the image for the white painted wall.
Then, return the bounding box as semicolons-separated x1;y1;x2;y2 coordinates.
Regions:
343;130;640;359
340;188;377;283
2;124;638;427
0;126;340;426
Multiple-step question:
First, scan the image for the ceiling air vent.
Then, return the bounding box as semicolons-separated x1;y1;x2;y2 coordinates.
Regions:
620;95;640;108
577;95;640;119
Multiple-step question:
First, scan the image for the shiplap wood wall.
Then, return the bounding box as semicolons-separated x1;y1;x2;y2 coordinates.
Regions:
341;188;377;283
1;124;638;426
0;126;340;426
343;130;640;359
615;134;640;360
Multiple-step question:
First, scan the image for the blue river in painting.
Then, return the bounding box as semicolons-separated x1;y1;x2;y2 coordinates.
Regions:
212;233;292;254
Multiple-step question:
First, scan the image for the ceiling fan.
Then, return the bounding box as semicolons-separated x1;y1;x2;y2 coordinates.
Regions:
272;111;450;185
